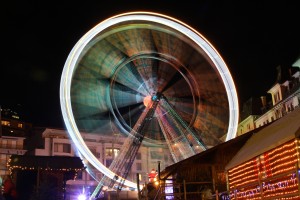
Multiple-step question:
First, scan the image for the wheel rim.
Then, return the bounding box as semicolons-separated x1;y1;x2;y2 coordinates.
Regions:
60;12;239;189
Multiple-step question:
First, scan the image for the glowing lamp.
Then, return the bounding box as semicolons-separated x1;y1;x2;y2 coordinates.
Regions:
77;194;86;200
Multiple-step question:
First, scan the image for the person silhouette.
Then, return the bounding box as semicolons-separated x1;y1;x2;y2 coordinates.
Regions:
2;176;17;200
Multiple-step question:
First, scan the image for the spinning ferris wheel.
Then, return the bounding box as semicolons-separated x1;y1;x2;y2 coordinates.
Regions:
60;12;239;197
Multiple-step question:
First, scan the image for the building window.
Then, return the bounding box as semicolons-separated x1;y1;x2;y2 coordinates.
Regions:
136;163;142;171
63;143;71;153
1;140;7;148
274;92;280;104
77;171;83;180
136;152;141;160
11;140;16;148
54;143;71;153
54;143;58;152
1;120;10;126
105;148;120;157
17;123;23;128
0;154;7;164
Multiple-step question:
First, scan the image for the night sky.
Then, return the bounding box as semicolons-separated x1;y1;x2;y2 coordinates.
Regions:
1;1;300;128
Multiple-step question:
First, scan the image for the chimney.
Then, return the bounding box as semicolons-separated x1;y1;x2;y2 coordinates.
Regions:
289;68;293;78
260;96;267;108
276;65;282;83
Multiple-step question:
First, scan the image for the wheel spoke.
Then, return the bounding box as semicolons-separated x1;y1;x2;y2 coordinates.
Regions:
60;12;239;194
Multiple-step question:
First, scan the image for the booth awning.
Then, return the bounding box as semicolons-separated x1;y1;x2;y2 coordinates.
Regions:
225;108;300;170
8;155;85;171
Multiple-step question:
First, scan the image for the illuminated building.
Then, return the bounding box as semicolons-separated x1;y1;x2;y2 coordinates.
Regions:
28;128;173;200
237;59;300;136
0;109;172;200
0;106;30;178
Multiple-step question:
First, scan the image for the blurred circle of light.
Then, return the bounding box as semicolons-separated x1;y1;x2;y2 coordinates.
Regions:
60;11;239;189
143;95;152;107
77;194;86;200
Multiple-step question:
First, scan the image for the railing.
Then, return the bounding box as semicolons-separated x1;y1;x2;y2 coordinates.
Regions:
141;179;215;200
0;144;24;150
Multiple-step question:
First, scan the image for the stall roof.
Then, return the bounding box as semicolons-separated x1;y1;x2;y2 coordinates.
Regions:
160;127;261;179
226;108;300;170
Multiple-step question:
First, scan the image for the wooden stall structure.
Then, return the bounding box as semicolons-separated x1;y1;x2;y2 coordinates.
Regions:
147;127;264;200
7;155;85;200
226;108;300;199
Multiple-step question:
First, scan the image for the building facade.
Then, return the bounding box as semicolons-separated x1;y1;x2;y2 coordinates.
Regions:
0;107;30;184
237;61;300;136
31;128;173;199
0;104;173;200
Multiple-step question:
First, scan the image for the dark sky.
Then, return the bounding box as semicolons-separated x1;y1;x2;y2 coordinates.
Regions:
1;1;300;128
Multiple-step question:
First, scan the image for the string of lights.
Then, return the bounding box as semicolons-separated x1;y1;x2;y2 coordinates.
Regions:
228;139;300;199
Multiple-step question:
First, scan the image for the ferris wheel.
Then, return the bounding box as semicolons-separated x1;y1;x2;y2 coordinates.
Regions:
60;11;239;196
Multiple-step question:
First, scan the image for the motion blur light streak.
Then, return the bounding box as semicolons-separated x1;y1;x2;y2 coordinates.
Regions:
60;12;239;189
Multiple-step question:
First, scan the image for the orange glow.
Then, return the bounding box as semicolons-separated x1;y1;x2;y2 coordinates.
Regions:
143;95;152;107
